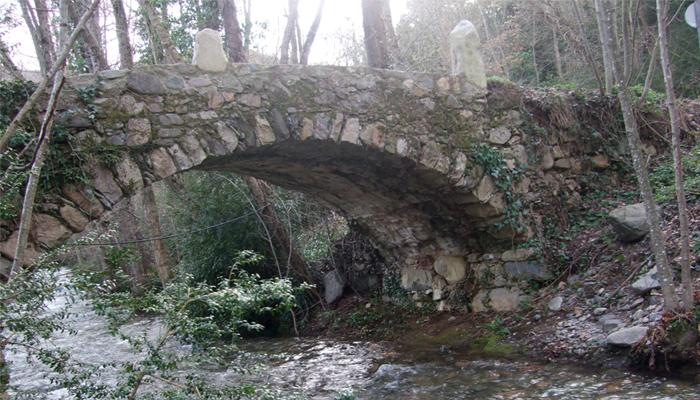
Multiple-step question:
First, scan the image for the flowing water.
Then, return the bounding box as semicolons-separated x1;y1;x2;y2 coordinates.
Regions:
8;280;700;399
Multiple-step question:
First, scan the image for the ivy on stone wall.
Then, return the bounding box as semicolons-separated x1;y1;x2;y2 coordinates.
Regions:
470;143;525;232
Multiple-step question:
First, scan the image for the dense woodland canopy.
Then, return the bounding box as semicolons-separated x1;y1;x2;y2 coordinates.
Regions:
0;0;700;398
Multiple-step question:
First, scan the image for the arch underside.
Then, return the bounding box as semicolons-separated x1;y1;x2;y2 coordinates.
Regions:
197;139;483;266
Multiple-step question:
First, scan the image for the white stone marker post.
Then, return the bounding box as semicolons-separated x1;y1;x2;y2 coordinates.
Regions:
449;20;487;90
192;28;229;72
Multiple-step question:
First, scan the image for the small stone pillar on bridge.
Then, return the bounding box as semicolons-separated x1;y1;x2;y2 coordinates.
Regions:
449;20;487;90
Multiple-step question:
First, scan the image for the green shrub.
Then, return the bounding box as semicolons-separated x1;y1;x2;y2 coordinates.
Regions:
650;145;700;203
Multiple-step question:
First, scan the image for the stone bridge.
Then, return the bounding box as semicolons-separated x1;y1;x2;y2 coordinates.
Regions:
0;30;634;310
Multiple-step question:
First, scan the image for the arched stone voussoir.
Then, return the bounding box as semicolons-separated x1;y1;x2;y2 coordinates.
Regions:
8;58;624;305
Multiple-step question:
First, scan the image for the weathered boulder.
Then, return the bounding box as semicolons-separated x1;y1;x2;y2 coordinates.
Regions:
401;267;433;291
488;126;511;144
606;326;648;346
91;165;123;206
489;287;523;312
501;248;534;262
504;261;551;281
433;255;467;284
599;314;624;333
548;296;563;312
609;203;649;242
631;267;660;295
591;154;610;169
472;287;525;312
449;20;486;89
60;204;89;232
127;72;165;95
323;269;345;304
62;185;104;218
432;276;448;301
192;29;228;72
0;231;40;265
31;213;72;248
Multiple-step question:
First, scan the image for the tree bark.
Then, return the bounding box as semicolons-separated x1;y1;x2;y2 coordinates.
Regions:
0;0;102;154
280;0;299;64
621;0;633;83
553;27;563;80
656;0;693;309
243;177;311;282
33;0;57;69
639;38;658;104
531;16;540;85
136;0;183;63
300;0;326;65
143;186;171;286
572;0;606;95
222;0;246;62
594;0;614;94
202;0;221;30
362;0;389;68
65;0;109;71
121;196;147;296
9;71;65;277
595;0;679;312
0;39;23;81
111;0;134;68
18;0;52;76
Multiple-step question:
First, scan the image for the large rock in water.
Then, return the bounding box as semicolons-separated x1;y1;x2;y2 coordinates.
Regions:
323;269;345;304
449;20;486;89
609;203;650;242
606;326;648;346
192;29;228;72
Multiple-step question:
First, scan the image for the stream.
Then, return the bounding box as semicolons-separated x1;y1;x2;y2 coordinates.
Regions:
7;278;700;399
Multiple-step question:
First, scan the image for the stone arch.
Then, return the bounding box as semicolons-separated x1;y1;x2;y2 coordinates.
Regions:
1;64;512;285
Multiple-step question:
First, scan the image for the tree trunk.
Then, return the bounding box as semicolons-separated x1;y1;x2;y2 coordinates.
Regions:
65;0;109;71
0;39;23;81
594;0;679;312
621;0;632;83
299;0;325;65
572;0;606;95
111;0;134;68
639;38;658;104
0;343;8;400
477;0;508;78
280;0;299;64
594;0;614;94
137;0;183;63
121;196;147;296
531;16;540;85
362;0;389;68
143;186;171;286
222;0;246;62
18;0;52;76
9;71;66;277
242;0;252;51
0;0;102;153
656;0;693;309
202;0;221;30
244;177;311;281
33;0;57;69
553;27;563;80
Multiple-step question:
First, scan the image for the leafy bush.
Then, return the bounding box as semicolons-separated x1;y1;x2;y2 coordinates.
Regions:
650;145;700;203
164;172;273;283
